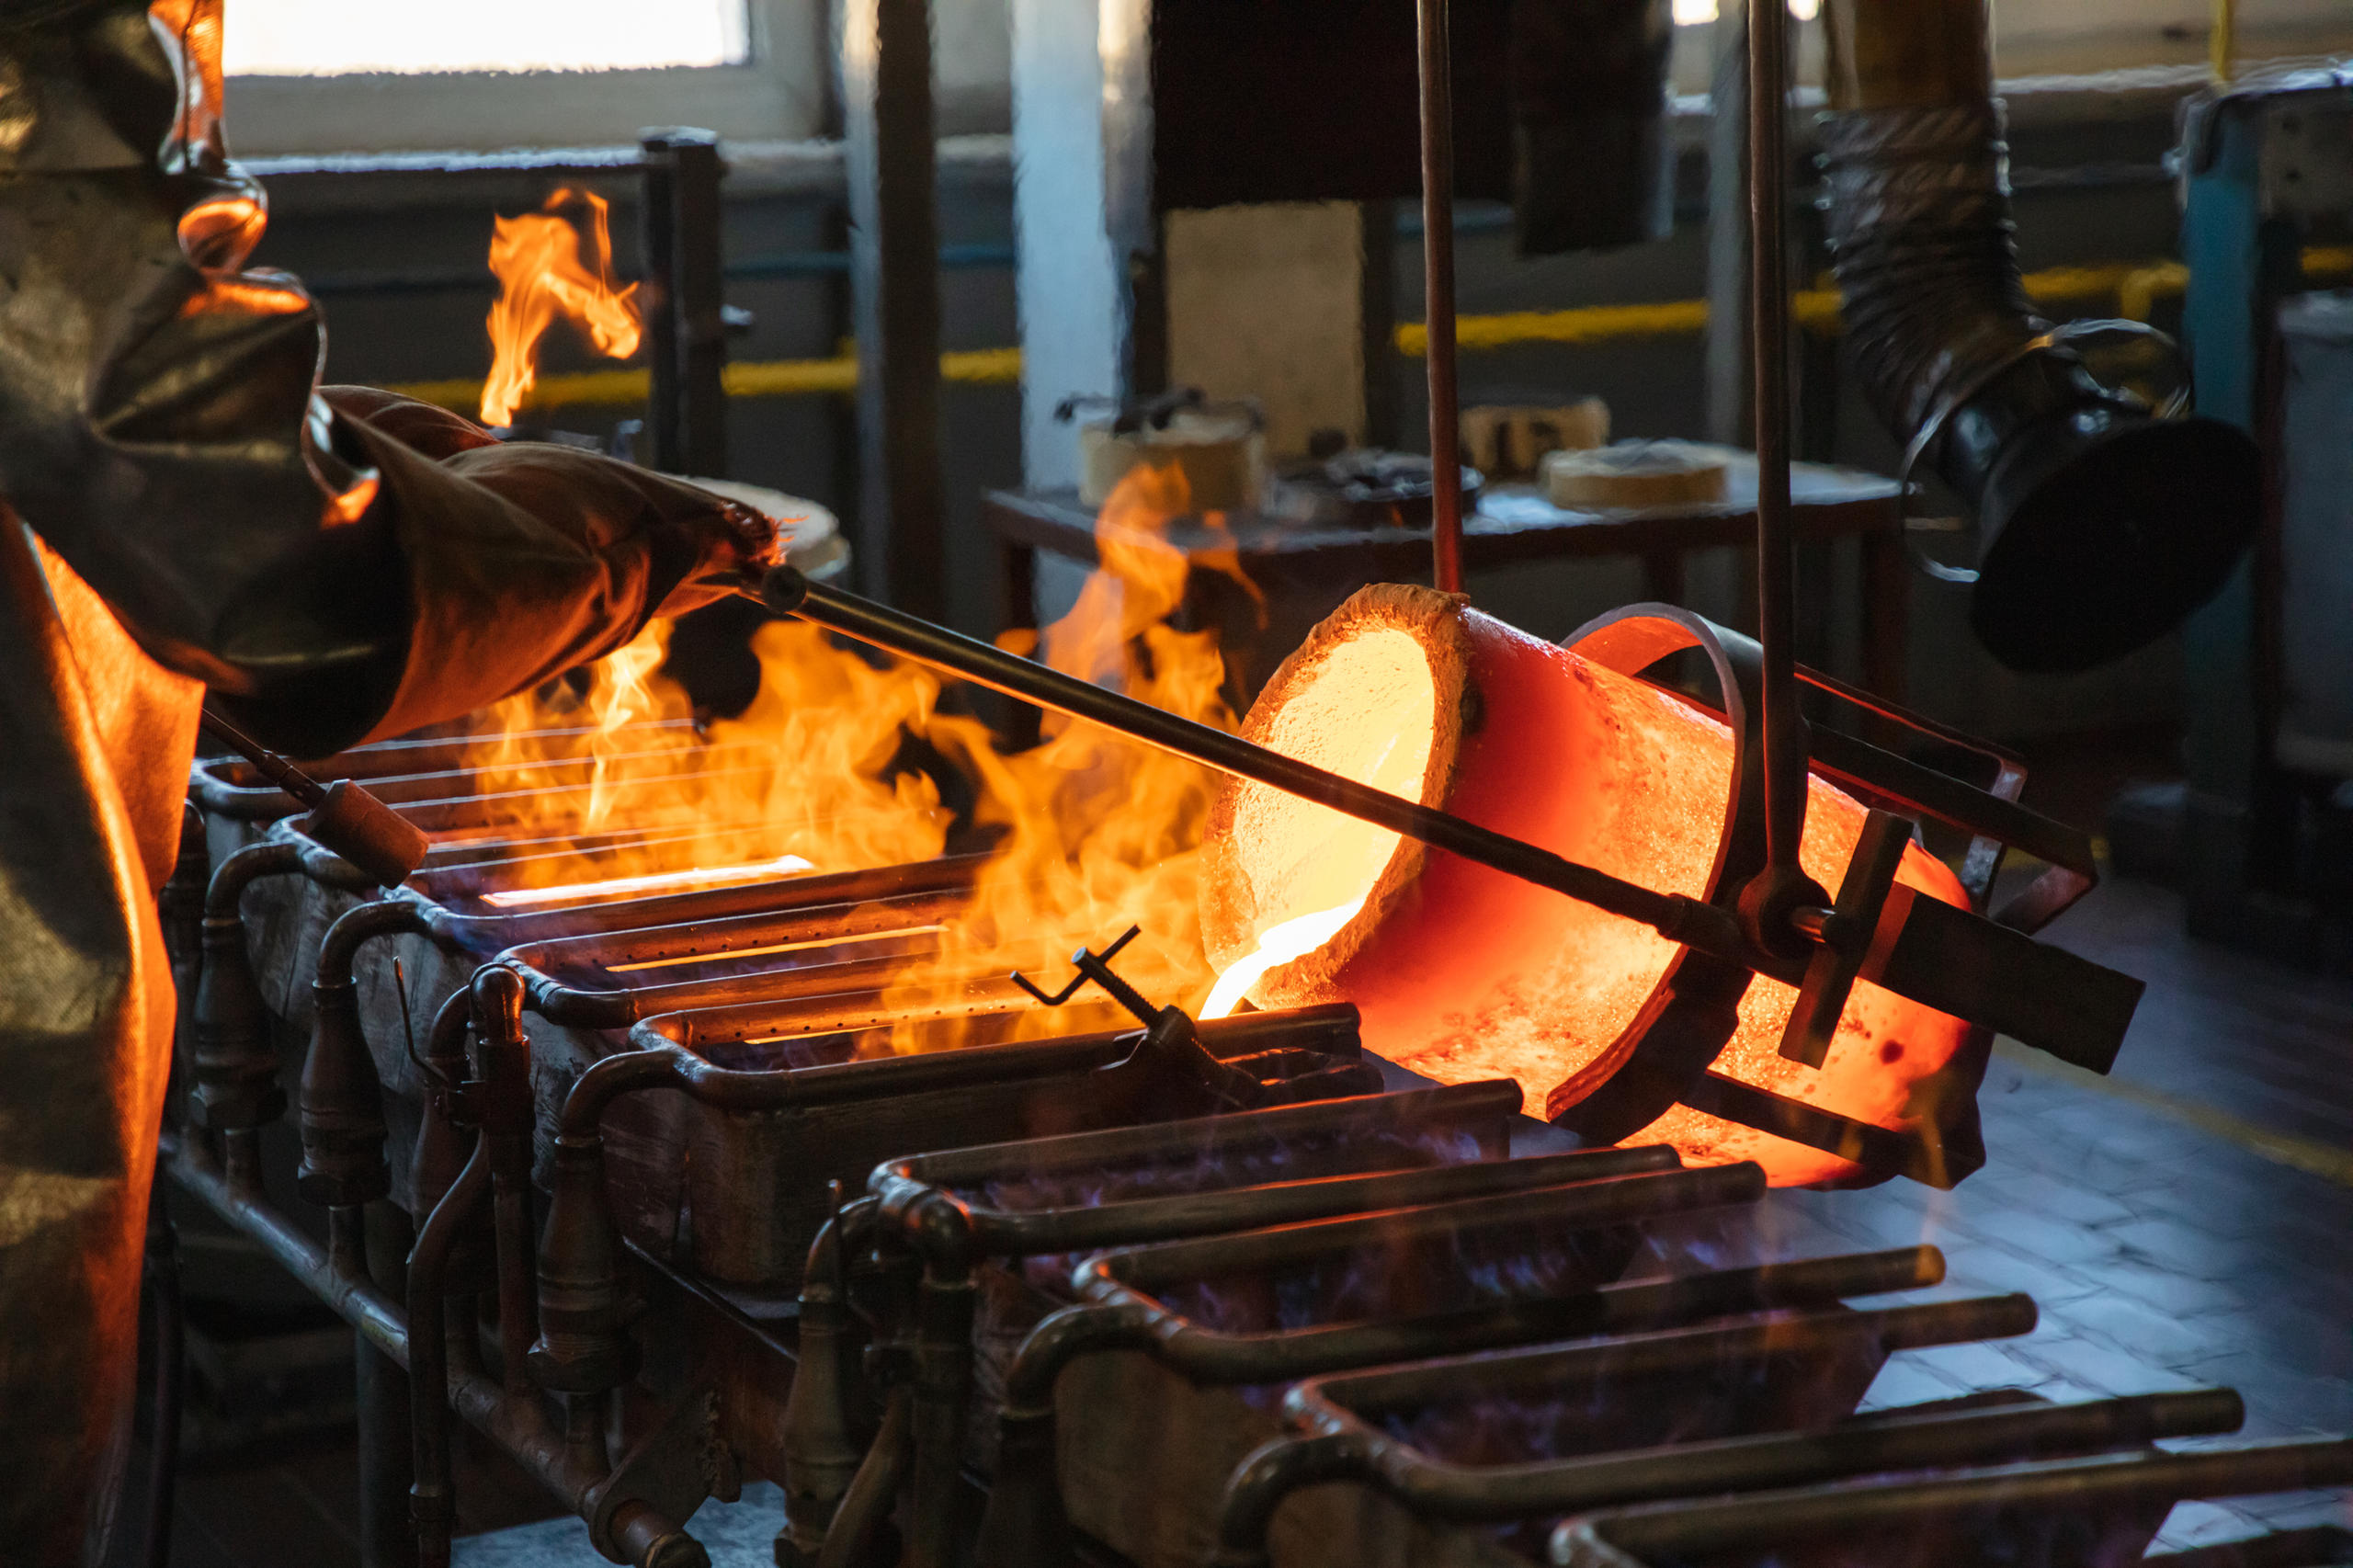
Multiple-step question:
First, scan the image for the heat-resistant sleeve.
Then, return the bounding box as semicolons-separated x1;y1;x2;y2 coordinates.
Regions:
0;5;779;758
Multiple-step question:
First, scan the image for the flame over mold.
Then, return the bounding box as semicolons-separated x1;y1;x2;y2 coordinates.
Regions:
480;187;642;426
873;460;1245;1049
452;460;1243;1045
1199;586;1975;1187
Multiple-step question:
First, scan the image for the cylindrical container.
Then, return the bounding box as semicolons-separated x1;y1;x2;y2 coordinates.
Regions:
1199;584;1971;1185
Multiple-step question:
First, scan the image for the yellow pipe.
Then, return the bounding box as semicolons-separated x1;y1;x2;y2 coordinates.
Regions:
2211;0;2238;83
384;249;2353;412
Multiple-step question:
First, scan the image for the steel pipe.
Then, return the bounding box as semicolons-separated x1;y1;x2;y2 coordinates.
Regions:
164;1133;409;1369
1214;1387;2246;1567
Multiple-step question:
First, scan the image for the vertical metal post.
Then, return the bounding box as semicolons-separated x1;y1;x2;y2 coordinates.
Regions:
139;1185;184;1568
673;132;731;479
640;129;730;477
1359;200;1401;451
359;1205;417;1568
843;0;948;619
2178;97;2301;941
356;1291;416;1567
639;135;682;472
1746;0;1805;877
1415;0;1465;597
1704;0;1753;449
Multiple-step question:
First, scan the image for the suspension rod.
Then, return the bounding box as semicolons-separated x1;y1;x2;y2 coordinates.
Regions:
1747;0;1809;880
1415;0;1466;595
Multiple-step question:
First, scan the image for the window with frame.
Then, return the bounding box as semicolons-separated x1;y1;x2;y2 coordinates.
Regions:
221;0;832;156
225;0;752;75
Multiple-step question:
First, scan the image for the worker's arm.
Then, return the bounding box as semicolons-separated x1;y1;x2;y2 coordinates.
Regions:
0;3;778;758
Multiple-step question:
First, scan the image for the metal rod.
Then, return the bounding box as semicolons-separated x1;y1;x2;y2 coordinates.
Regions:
1747;0;1806;877
139;1186;184;1568
199;708;327;809
1415;0;1466;595
756;568;1769;976
164;1134;409;1369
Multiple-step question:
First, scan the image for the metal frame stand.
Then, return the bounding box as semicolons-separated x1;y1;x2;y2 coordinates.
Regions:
639;129;732;479
2175;75;2353;964
841;0;948;619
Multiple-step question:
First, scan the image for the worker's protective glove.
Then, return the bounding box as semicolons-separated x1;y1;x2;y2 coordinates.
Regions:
0;3;785;756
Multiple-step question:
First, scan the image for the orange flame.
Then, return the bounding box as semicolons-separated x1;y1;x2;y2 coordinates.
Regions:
449;458;1237;1040
882;460;1237;1046
480;188;642;426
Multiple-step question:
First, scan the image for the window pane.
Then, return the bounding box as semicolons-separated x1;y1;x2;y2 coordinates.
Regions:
224;0;751;76
1671;0;1819;23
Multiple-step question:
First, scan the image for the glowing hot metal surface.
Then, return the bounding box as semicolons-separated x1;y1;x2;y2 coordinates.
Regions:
477;854;815;909
1202;901;1366;1020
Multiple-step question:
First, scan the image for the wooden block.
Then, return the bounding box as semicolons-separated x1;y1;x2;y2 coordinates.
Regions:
1461;398;1610;479
1542;438;1730;509
1078;413;1267;511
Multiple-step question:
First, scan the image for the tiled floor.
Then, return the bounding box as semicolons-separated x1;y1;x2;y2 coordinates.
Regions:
1808;876;2353;1550
150;874;2353;1562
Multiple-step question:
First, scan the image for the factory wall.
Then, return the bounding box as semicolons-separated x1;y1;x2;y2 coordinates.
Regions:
238;5;2345;745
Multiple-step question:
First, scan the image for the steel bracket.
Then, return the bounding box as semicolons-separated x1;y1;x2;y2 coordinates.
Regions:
586;1389;741;1565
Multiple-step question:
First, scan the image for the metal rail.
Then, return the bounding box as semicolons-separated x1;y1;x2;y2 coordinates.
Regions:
378;249;2353;415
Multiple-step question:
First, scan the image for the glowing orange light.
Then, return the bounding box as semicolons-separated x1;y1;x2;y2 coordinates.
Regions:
480;188;642;426
1201;585;1973;1186
608;926;948;975
451;456;1248;1051
1200;900;1363;1019
478;854;814;909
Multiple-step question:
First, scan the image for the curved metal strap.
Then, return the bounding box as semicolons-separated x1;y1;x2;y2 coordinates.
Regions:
1898;318;2193;586
1543;607;1768;1144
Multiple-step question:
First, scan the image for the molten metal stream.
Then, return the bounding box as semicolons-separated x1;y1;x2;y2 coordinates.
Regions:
1200;585;1972;1184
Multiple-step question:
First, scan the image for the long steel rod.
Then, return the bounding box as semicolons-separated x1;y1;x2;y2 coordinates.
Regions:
165;1134;410;1369
1416;0;1466;595
199;707;328;809
1747;0;1806;876
755;568;1777;976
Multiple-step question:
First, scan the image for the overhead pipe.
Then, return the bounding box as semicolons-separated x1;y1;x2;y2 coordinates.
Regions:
1816;0;2260;672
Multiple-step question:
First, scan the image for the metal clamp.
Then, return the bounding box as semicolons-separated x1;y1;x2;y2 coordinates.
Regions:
1010;926;1155;1028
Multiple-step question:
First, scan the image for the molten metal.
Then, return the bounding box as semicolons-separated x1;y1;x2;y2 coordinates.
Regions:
1201;584;1972;1185
475;853;816;909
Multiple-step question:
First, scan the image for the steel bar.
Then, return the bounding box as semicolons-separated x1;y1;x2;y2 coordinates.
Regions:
138;1184;185;1568
842;0;948;617
1554;1437;2353;1564
1415;0;1465;594
1212;1388;2247;1565
640;133;683;473
1746;0;1808;881
667;130;732;478
199;709;327;808
164;1133;409;1370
